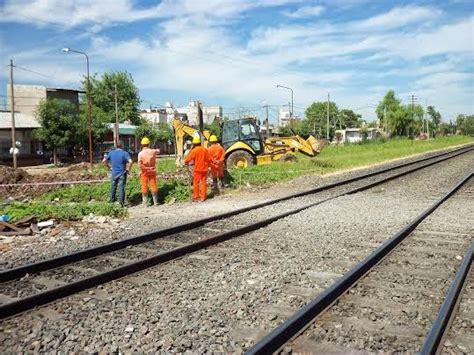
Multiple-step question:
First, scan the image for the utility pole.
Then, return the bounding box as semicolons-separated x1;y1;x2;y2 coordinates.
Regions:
114;84;119;148
9;59;17;170
326;92;330;140
265;104;269;138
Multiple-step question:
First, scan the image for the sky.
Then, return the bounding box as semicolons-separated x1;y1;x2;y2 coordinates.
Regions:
0;0;473;124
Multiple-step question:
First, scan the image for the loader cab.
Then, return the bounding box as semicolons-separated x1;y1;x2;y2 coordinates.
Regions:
221;118;264;154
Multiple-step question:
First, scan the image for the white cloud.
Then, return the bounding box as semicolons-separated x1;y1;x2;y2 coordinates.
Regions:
283;5;325;18
0;0;303;28
352;5;441;31
2;1;473;120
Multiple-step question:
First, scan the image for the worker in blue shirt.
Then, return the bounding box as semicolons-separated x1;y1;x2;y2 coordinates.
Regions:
103;141;133;206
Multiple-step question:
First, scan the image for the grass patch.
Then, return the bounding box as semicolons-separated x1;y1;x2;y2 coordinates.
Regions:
229;136;473;186
2;136;471;222
2;201;127;222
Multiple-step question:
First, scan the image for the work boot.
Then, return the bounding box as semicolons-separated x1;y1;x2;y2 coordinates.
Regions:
152;192;159;206
142;193;148;206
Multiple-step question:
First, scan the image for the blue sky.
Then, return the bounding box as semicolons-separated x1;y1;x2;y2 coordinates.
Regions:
1;0;473;124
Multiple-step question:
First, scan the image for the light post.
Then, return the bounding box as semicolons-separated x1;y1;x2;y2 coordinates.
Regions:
276;84;293;118
62;47;93;168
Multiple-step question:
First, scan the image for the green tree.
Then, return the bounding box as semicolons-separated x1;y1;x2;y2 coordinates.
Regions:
35;99;79;164
457;114;474;135
204;118;222;137
339;109;362;128
76;104;111;151
376;90;401;133
427;105;441;137
376;90;423;137
83;70;141;125
304;101;339;138
136;120;173;146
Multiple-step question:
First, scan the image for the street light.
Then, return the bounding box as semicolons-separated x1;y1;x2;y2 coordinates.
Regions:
62;47;93;168
276;84;294;118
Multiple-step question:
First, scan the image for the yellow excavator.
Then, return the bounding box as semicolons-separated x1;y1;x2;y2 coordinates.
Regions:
172;117;324;169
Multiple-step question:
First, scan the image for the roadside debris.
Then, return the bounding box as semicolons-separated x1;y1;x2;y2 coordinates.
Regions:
0;216;40;236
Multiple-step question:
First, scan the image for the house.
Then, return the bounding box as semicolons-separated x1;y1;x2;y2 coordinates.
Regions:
1;84;82;165
7;84;82;116
335;128;380;143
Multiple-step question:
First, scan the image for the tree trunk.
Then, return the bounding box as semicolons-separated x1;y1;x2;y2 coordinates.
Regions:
53;148;58;165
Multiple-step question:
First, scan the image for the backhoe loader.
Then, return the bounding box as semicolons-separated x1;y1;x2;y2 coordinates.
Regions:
172;117;324;169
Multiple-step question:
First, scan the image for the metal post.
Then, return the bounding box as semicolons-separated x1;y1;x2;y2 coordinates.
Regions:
265;104;269;138
290;90;293;119
85;55;93;168
9;59;17;170
114;84;119;148
326;92;330;140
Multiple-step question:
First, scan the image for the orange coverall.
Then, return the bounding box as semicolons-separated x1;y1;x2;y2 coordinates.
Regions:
184;145;209;201
208;143;225;178
138;147;159;193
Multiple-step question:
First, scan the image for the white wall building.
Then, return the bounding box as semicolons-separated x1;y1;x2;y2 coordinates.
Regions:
335;128;380;143
278;107;291;127
140;108;167;125
176;101;222;125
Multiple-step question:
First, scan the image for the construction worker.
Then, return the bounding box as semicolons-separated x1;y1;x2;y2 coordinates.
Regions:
138;137;160;206
208;134;225;195
184;135;209;201
103;141;133;207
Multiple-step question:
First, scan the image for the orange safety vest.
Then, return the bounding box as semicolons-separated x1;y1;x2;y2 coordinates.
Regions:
208;143;225;169
138;148;159;174
184;146;209;173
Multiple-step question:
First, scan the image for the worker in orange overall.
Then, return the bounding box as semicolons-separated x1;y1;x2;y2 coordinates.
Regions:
138;137;160;206
208;134;225;195
184;135;209;201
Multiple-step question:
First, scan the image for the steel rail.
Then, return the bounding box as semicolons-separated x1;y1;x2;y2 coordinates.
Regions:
0;152;471;319
420;241;473;355
1;145;472;283
245;171;473;355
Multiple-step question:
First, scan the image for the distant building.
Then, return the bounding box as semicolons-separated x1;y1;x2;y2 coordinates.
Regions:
176;101;222;126
2;84;82;165
0;111;41;160
278;107;291;127
140;108;167;125
335;128;380;143
7;84;82;116
203;105;222;123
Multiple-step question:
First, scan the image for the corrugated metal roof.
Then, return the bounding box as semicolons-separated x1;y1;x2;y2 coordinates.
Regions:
0;112;40;129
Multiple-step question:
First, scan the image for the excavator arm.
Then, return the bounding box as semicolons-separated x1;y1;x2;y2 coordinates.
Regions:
172;119;211;166
264;135;325;157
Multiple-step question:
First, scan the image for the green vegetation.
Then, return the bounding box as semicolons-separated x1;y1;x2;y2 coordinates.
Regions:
35;99;79;165
3;202;127;222
231;136;473;186
2;137;471;222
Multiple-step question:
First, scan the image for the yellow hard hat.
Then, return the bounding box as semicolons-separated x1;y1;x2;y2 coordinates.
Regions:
141;137;150;145
192;135;201;144
209;135;218;143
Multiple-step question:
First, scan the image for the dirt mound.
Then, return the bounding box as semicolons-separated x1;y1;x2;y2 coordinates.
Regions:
0;164;106;201
0;166;30;185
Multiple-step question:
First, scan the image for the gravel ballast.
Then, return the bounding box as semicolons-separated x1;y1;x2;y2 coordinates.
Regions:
0;149;473;352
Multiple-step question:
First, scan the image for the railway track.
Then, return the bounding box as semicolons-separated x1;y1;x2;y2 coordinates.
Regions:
0;146;472;320
246;170;473;354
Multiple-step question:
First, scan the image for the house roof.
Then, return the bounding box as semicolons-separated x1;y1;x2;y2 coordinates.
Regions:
0;112;40;129
105;123;137;135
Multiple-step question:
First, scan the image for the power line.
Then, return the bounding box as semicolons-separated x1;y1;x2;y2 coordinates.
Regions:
12;65;52;79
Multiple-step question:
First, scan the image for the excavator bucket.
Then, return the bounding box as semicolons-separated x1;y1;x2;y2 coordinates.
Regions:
306;135;325;154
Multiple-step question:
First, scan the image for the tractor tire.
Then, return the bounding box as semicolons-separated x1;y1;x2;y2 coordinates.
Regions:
280;153;298;162
226;150;254;169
